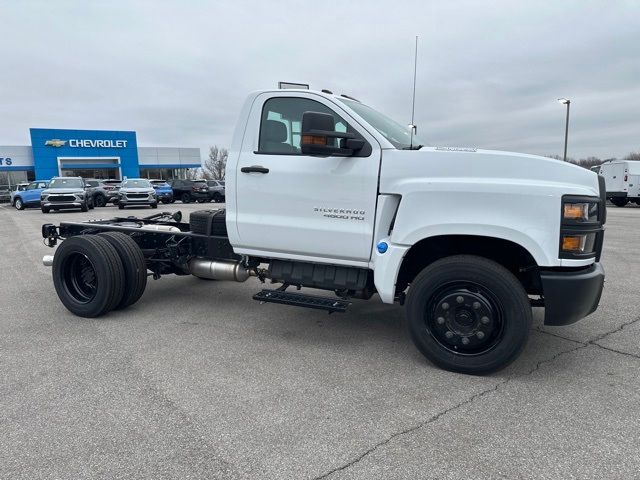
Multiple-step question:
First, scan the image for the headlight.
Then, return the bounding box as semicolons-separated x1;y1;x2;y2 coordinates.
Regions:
560;196;603;258
563;202;598;223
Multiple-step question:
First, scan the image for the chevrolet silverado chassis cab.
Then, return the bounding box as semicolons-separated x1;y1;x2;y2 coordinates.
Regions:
40;88;606;374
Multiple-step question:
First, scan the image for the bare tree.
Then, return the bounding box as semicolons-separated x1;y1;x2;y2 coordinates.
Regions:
203;146;228;180
184;167;204;180
625;152;640;161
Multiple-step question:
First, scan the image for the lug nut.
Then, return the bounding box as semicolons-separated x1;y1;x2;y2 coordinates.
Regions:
456;296;464;304
436;316;445;325
461;337;470;345
441;302;449;310
476;331;485;340
472;302;481;310
481;316;490;325
445;331;454;339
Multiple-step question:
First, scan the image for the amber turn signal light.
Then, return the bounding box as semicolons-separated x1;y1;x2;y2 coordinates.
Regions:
302;135;326;145
561;235;586;252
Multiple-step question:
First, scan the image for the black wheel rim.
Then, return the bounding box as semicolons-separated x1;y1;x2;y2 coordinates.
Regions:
424;281;505;356
61;253;98;304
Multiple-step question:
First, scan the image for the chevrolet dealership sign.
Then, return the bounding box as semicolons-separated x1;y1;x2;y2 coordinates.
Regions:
45;138;128;148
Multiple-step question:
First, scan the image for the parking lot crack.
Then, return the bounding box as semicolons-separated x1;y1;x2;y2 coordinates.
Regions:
312;342;587;480
589;315;640;343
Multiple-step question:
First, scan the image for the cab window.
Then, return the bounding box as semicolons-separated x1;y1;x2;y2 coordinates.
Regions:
26;182;38;190
258;97;356;155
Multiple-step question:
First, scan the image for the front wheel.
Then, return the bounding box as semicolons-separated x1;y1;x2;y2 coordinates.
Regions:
94;194;107;207
181;193;192;204
611;197;628;207
406;255;532;375
41;207;50;214
81;201;89;212
14;198;24;210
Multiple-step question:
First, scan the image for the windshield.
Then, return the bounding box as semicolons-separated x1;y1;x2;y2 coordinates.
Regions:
122;179;151;188
49;178;84;189
337;98;427;149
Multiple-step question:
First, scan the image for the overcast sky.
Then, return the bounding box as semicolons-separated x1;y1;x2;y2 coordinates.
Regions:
1;0;638;160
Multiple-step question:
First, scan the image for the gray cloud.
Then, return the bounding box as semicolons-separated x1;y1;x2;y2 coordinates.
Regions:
1;0;638;160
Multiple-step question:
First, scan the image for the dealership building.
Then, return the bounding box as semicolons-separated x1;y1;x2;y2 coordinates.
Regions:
0;128;202;186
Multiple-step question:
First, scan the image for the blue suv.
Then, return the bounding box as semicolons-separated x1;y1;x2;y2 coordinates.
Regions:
149;179;174;204
12;180;49;210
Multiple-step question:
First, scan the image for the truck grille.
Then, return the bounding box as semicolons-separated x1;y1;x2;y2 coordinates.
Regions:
126;193;148;199
48;195;75;202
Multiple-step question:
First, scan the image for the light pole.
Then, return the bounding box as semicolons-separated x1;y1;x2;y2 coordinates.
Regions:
557;98;571;161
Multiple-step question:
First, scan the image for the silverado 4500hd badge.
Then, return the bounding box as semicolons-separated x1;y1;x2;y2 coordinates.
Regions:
314;207;366;221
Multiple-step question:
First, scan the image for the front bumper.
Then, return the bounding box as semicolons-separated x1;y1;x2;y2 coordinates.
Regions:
541;263;605;326
42;201;83;209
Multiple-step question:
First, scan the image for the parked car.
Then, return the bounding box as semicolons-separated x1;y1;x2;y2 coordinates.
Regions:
101;179;122;204
149;179;174;204
168;179;210;203
12;181;49;210
118;178;158;209
83;179;110;207
41;177;93;213
8;183;29;205
206;180;226;203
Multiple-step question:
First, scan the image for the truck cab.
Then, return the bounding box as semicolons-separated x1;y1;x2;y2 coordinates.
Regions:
41;87;606;375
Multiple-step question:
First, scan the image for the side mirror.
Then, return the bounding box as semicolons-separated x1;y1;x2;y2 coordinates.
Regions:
300;111;364;156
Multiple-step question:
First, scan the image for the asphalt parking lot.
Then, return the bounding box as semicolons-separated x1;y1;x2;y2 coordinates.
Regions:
1;202;639;479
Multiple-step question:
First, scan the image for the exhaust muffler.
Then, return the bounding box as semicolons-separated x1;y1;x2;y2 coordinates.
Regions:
188;258;253;282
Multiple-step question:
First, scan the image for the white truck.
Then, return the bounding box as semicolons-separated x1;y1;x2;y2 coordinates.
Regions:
40;87;606;374
598;159;640;207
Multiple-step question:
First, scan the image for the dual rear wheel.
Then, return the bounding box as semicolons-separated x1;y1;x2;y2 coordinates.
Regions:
52;233;148;317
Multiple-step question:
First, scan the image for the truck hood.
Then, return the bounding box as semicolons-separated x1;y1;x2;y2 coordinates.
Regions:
379;147;600;197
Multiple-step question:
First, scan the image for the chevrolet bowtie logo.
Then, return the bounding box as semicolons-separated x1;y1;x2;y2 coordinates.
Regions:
44;139;67;147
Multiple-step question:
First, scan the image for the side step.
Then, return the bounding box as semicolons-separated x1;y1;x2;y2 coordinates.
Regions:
253;289;351;313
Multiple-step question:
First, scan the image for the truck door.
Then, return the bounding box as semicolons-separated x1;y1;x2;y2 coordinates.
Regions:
233;93;381;266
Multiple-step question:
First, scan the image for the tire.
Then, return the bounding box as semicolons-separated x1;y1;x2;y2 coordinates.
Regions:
81;201;88;212
181;193;192;204
118;203;125;210
94;194;107;207
41;207;50;214
151;202;158;209
161;199;171;204
14;197;24;210
611;197;628;207
97;232;147;309
406;255;532;375
52;235;125;317
170;199;176;204
88;198;95;210
213;193;222;203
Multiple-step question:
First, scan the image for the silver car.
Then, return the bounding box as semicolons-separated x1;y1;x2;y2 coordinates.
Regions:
117;178;158;209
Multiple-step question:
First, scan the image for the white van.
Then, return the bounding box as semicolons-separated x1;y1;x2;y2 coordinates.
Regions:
599;159;640;207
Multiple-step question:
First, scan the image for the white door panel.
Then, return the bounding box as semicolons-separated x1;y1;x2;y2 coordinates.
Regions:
234;92;380;263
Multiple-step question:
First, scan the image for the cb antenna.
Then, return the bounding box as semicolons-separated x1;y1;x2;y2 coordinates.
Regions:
409;35;418;149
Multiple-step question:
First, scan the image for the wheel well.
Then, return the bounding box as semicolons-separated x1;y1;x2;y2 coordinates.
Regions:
396;235;541;295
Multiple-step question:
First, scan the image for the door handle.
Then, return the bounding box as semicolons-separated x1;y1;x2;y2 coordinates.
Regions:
241;165;269;174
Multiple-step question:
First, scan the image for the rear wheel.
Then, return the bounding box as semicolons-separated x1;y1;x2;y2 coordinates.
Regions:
151;202;158;209
181;193;192;203
52;235;125;317
406;255;532;375
41;207;50;214
81;201;89;212
212;192;223;203
611;197;628;207
97;232;147;309
14;198;24;210
118;203;125;210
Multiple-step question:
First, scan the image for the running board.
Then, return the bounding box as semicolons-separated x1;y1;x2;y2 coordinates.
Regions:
253;289;351;313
